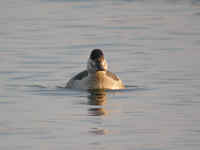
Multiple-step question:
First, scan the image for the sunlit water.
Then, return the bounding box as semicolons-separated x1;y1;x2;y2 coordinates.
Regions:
1;0;200;149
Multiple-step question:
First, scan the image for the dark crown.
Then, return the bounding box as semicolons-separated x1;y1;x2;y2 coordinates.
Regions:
90;49;104;60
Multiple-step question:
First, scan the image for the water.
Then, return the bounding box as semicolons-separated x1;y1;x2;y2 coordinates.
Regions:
1;0;200;149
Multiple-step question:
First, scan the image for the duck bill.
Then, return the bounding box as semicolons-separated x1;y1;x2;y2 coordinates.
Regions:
96;63;105;71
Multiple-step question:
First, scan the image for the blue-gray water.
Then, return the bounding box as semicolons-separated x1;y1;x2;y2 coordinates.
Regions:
1;0;200;149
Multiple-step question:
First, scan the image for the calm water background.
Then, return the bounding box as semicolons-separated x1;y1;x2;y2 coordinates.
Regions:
1;0;200;149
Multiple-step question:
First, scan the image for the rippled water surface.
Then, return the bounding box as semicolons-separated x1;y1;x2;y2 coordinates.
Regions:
1;0;200;149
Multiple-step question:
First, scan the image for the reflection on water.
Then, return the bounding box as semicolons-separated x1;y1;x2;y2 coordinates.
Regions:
88;89;107;106
89;128;109;136
87;90;109;136
88;107;107;116
87;90;107;116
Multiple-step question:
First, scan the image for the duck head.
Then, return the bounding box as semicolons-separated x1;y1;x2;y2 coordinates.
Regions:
87;49;108;73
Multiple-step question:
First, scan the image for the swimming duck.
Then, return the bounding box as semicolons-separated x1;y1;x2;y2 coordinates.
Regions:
66;49;125;90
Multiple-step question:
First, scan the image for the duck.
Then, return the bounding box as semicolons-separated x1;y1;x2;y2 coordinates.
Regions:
66;49;125;90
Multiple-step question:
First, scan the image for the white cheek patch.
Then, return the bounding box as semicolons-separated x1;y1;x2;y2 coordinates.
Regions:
87;58;108;71
91;61;95;67
87;59;96;71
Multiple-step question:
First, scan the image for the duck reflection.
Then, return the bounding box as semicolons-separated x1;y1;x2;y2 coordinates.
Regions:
89;128;109;136
87;89;108;116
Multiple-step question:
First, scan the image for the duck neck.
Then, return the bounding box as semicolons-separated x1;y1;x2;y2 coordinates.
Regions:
88;71;106;78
